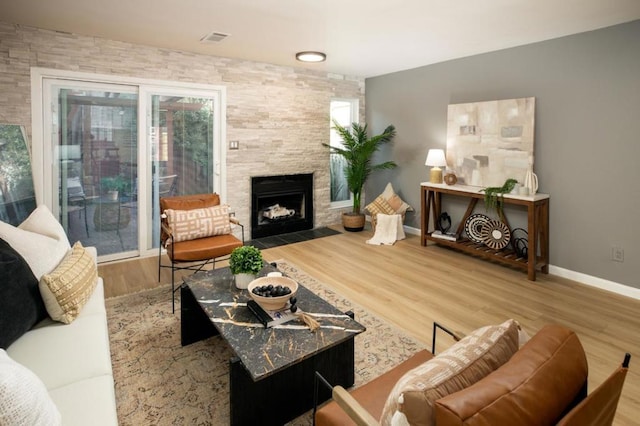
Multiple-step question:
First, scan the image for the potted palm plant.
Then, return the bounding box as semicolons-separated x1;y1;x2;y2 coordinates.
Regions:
324;120;397;231
229;245;264;289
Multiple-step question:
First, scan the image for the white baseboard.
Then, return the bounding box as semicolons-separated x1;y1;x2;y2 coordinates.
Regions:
402;224;640;301
548;266;640;300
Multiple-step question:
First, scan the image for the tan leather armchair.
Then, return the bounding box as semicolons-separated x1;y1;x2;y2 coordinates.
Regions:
158;193;243;312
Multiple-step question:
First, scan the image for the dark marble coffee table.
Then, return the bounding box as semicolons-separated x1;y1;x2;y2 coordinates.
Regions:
180;263;365;426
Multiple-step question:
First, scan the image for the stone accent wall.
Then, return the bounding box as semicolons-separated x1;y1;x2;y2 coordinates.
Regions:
0;22;364;237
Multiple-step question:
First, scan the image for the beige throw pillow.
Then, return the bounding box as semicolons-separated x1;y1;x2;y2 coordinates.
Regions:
39;241;98;324
165;205;231;243
380;319;519;426
380;182;413;214
366;195;396;218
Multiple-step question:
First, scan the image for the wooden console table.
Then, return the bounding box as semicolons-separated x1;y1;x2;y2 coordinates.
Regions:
421;182;549;280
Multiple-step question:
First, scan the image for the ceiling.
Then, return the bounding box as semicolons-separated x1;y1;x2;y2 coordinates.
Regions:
1;0;639;78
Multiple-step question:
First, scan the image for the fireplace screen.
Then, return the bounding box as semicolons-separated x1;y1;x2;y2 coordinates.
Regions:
251;174;313;239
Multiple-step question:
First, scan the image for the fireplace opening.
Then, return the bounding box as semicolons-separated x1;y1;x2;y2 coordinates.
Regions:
251;174;313;239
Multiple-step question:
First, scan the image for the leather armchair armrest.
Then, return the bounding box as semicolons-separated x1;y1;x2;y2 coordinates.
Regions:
332;386;379;426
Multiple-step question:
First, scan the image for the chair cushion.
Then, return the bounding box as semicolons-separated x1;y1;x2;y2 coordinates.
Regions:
160;193;220;211
434;324;588;426
380;319;519;426
39;241;98;324
380;182;413;214
165;205;231;242
167;234;243;262
0;238;48;349
160;193;221;244
366;195;396;218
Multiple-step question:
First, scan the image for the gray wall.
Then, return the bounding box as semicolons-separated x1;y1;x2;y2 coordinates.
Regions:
365;20;640;289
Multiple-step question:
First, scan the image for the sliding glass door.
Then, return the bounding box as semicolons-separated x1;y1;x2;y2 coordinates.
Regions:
144;89;218;251
37;71;225;262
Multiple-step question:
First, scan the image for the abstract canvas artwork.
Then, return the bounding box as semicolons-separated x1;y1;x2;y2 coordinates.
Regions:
446;97;535;188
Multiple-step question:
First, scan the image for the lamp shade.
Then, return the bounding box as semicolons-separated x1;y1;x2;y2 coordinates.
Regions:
425;149;447;167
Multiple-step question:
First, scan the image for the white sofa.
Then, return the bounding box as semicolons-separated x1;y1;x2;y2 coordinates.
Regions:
5;248;118;425
0;204;118;425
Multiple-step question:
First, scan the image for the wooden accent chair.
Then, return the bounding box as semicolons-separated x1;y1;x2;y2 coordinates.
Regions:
158;193;244;312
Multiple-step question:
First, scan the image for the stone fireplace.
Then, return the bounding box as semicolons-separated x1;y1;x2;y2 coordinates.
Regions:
251;173;314;239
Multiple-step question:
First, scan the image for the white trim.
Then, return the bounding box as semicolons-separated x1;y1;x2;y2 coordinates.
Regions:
402;224;640;300
548;266;640;300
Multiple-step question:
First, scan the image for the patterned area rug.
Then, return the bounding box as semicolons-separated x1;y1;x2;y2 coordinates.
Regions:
106;260;423;425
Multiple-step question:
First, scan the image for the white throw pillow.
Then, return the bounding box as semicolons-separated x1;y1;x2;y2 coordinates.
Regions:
0;349;62;426
0;205;70;280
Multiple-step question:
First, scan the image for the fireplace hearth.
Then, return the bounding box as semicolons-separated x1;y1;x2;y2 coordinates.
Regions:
251;174;313;239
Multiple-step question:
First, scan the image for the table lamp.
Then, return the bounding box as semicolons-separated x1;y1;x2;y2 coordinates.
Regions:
425;149;447;183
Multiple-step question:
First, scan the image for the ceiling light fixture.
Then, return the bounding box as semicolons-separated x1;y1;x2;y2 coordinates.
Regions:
295;51;326;63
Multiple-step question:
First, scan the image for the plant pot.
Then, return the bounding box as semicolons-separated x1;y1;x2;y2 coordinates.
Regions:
234;273;256;290
342;212;365;232
107;190;119;201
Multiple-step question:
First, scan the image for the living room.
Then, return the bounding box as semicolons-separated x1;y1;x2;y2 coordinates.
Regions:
0;1;639;425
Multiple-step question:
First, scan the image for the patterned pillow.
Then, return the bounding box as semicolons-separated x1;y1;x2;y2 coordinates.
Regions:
0;350;61;425
165;205;231;243
381;182;413;214
365;195;396;217
380;319;519;426
39;241;98;324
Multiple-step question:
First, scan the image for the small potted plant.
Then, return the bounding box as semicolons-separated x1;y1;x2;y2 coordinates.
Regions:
229;245;264;289
100;175;129;201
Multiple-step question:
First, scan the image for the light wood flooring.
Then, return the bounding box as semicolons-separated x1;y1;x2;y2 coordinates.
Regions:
98;227;639;425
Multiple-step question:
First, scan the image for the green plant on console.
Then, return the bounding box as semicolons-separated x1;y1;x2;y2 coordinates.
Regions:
481;178;518;213
229;246;263;275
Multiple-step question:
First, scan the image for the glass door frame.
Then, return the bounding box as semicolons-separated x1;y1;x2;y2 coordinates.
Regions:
31;67;227;262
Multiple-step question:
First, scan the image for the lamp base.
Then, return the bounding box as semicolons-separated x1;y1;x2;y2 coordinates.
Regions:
429;167;443;184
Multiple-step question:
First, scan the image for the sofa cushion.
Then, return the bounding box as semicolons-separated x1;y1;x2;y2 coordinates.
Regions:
40;241;98;324
0;349;61;425
6;284;113;391
0;238;48;349
0;205;70;281
165;204;231;243
380;319;519;426
49;375;118;426
434;324;588;426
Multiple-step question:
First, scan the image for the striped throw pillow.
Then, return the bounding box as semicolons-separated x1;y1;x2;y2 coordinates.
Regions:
39;241;98;324
165;205;231;243
365;195;396;217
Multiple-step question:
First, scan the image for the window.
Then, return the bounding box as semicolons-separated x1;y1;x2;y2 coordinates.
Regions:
329;99;358;206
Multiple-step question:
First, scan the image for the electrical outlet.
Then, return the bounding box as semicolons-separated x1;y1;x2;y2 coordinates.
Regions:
611;246;624;262
229;140;239;150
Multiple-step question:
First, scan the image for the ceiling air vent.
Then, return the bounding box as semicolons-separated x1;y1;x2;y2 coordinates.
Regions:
200;31;230;43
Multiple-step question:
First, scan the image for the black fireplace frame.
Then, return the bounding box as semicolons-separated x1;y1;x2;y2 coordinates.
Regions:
251;173;313;239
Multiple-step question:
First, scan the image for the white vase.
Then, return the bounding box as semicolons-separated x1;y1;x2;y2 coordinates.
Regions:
524;168;538;194
234;273;256;290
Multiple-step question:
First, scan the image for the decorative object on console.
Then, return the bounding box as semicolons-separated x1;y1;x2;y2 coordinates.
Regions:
464;213;491;244
443;169;457;185
523;158;539;194
323;121;397;232
511;228;529;258
446;97;535;187
229;245;263;289
425;149;447;184
480;219;511;250
481;178;518;214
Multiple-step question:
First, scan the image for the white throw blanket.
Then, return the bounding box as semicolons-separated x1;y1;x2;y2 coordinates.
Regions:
366;214;406;245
